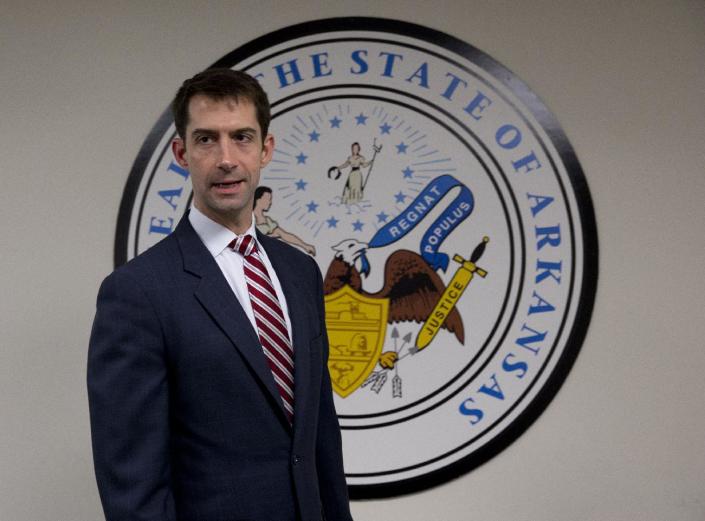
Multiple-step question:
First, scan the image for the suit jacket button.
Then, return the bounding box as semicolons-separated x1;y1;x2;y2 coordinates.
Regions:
292;454;301;466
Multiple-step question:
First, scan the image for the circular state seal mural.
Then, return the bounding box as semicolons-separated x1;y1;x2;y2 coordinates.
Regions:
116;18;598;498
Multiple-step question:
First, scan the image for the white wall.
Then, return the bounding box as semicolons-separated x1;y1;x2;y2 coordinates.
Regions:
1;1;704;519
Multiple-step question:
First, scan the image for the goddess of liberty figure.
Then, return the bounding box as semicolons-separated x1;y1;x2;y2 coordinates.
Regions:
329;140;381;205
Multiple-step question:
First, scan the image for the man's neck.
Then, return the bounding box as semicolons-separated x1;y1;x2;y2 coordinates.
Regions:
194;203;252;235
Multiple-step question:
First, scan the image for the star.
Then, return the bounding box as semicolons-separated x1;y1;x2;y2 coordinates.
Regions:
396;142;408;154
394;191;407;204
329;116;342;128
326;216;339;228
308;130;320;142
376;211;389;223
355;112;368;125
295;152;308;164
295;179;307;191
402;166;414;179
379;122;392;135
306;200;319;213
352;219;364;231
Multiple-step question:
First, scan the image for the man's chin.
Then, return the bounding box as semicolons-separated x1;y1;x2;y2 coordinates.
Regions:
195;200;251;226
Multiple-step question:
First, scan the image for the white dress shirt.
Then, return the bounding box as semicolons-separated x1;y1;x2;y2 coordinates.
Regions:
188;206;293;339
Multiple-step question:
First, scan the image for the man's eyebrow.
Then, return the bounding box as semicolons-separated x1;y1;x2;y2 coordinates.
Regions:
190;127;259;136
230;127;258;135
190;128;217;137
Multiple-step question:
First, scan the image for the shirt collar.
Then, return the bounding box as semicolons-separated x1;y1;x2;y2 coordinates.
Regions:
188;205;257;258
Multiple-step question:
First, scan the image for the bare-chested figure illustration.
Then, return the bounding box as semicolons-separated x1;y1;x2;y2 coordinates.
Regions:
253;186;316;256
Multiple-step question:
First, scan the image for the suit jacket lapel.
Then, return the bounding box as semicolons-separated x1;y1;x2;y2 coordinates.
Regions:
174;217;291;426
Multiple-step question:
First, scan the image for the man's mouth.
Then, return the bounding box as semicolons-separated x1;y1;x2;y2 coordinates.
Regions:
213;180;243;189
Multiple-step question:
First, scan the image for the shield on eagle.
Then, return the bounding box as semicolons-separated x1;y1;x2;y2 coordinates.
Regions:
324;285;389;398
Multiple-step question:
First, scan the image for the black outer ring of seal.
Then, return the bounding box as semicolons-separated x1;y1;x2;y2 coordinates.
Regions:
115;16;598;500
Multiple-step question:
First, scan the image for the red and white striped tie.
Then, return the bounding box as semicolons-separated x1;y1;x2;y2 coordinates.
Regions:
232;234;294;423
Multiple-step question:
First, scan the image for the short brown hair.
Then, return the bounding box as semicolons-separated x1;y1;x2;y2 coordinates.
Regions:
171;68;271;142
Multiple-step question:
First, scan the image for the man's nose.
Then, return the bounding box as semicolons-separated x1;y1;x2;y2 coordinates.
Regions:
217;142;237;170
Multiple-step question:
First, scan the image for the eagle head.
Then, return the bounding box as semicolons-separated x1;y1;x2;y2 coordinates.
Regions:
331;238;370;277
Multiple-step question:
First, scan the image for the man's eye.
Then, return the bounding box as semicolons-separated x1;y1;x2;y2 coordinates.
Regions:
196;135;213;144
234;133;253;142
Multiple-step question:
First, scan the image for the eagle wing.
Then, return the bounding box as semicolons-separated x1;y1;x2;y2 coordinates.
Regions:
323;256;363;295
370;250;465;344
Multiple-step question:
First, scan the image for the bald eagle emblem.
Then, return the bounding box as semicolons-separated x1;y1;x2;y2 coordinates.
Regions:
324;238;465;342
323;237;488;398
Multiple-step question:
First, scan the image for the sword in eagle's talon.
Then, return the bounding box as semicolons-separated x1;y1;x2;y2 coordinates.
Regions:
412;236;490;353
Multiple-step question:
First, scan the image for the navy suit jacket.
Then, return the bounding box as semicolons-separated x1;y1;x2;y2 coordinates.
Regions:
87;216;352;521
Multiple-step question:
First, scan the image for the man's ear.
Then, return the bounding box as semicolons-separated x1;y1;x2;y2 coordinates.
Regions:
172;137;188;168
260;133;275;168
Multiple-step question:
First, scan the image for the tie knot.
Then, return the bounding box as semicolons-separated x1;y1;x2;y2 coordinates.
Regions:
231;234;258;257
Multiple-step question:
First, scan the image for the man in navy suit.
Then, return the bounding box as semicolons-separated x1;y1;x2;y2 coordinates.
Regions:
88;69;353;521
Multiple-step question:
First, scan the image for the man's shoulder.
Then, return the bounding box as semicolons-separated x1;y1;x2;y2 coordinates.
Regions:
106;230;182;285
259;232;316;271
